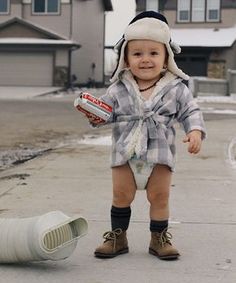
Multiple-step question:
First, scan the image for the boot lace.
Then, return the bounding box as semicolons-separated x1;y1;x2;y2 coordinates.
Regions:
157;229;173;247
102;228;123;251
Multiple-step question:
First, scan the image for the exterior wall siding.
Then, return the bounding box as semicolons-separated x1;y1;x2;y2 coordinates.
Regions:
0;24;50;38
71;0;105;85
136;0;236;11
22;4;72;38
9;3;22;18
165;9;236;28
136;1;236;28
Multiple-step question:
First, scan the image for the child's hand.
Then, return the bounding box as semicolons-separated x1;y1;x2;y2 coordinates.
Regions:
183;130;202;154
86;113;104;125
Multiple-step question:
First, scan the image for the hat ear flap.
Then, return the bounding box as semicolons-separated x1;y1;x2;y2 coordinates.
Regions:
110;40;127;83
166;44;189;80
114;37;125;53
170;41;181;54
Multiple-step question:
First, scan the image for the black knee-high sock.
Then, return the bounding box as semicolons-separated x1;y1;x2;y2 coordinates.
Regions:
150;220;168;233
111;205;131;231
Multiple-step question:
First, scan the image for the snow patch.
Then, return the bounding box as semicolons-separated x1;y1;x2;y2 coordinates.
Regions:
197;96;236;104
78;134;112;146
201;108;236;115
0;148;51;170
171;26;236;47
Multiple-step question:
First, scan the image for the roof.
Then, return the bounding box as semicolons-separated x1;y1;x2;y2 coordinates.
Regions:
0;17;80;48
0;37;80;48
171;26;236;48
0;17;68;40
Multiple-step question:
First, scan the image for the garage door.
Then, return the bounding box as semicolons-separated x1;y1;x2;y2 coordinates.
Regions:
176;56;207;77
0;52;53;86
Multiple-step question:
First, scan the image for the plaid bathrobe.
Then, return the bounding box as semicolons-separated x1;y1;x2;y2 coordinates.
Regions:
99;70;206;171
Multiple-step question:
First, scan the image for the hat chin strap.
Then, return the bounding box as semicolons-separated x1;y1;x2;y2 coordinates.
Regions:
110;40;127;83
170;41;181;54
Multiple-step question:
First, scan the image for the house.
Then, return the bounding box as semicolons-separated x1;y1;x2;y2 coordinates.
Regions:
0;0;112;87
136;0;236;79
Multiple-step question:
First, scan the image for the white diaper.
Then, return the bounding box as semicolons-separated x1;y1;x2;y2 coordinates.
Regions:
128;157;154;190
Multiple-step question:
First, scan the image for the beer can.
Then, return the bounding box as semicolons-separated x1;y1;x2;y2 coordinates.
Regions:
74;92;112;122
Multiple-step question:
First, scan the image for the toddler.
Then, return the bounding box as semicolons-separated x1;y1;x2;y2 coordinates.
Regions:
85;11;206;260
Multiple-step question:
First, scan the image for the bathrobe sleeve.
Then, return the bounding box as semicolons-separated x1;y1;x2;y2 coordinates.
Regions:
88;84;117;127
176;83;206;139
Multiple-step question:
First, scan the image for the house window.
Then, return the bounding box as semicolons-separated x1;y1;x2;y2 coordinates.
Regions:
177;0;220;22
146;0;159;11
192;0;205;22
207;0;220;21
0;0;9;14
33;0;60;14
177;0;190;22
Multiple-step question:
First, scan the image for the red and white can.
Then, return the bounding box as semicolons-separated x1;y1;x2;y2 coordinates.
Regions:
74;92;112;122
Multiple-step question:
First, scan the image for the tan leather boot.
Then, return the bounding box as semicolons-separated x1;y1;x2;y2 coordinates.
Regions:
149;229;180;260
94;228;129;258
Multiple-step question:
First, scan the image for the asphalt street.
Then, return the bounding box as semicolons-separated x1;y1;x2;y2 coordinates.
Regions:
0;88;235;283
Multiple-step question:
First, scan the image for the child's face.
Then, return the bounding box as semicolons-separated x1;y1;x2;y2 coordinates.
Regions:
126;40;167;84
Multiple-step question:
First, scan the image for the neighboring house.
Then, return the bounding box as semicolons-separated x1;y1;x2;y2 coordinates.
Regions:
136;0;236;79
0;0;112;87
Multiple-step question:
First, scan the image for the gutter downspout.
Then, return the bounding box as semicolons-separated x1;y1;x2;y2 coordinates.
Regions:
67;45;80;89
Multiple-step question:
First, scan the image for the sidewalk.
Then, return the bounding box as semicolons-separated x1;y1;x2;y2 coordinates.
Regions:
0;86;63;99
0;119;235;283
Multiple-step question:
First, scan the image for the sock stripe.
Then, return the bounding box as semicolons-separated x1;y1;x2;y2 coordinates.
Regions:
111;206;131;231
150;220;168;233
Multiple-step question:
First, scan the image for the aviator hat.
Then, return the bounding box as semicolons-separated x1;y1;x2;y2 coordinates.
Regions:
110;11;189;82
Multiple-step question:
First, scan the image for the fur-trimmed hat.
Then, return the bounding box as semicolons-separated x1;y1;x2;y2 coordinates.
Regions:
110;11;189;82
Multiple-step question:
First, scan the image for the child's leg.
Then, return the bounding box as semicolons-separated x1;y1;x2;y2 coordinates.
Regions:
146;164;171;221
112;163;137;207
111;163;136;230
146;164;179;260
94;164;136;258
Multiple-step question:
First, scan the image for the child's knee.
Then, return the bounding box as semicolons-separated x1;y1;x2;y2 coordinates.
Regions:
147;190;169;206
113;189;135;206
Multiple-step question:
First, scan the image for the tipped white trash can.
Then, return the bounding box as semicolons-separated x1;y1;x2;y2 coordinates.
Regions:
0;210;88;263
